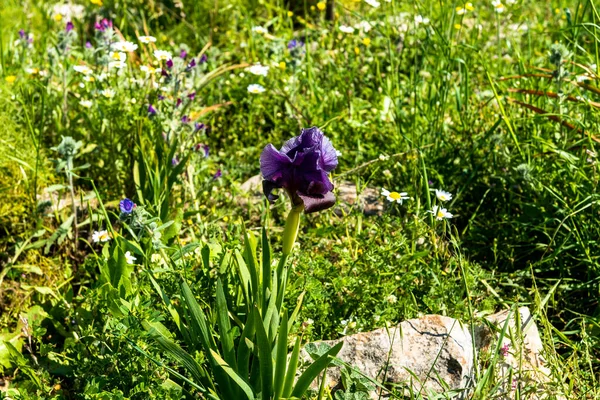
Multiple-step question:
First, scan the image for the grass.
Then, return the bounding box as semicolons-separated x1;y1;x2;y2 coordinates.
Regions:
0;0;599;398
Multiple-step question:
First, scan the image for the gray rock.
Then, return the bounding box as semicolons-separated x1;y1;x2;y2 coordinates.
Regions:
302;315;474;398
238;175;383;215
301;308;559;399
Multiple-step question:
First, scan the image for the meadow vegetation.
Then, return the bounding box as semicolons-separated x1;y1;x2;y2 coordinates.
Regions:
0;0;599;398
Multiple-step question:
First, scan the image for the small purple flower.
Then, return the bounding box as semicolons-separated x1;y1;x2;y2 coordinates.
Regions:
287;39;304;50
85;41;92;49
181;115;189;123
66;21;74;32
158;94;165;101
260;127;338;213
186;58;196;71
161;68;170;77
19;29;26;39
179;49;187;59
500;343;510;357
148;104;157;115
194;122;205;132
119;198;135;214
194;143;210;157
166;59;173;69
94;18;112;32
187;91;196;100
176;98;182;108
172;156;180;166
199;54;208;64
213;169;222;179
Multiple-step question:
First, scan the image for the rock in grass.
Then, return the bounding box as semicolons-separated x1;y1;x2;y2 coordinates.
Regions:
239;175;383;215
301;308;558;399
301;315;474;398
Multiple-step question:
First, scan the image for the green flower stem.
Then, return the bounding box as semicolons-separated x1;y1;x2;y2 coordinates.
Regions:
282;205;303;256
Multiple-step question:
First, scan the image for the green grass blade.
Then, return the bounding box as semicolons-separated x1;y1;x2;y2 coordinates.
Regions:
216;279;237;371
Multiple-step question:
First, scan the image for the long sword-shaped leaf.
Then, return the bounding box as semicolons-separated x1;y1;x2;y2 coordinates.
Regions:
237;307;257;383
210;350;255;400
291;342;343;398
273;310;289;400
254;305;273;399
144;321;208;386
216;279;237;370
282;336;302;398
261;228;272;314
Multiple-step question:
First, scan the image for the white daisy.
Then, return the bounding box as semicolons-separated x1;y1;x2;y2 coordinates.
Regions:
381;188;410;204
73;65;93;75
339;25;355;34
79;99;93;108
111;40;138;52
415;15;430;26
252;26;268;34
124;251;137;265
429;205;453;220
247;84;266;94
492;0;505;13
247;63;270;77
153;49;172;61
92;230;110;242
101;88;115;98
355;20;373;32
364;0;381;8
434;189;453;202
139;35;157;43
109;51;127;62
108;61;127;69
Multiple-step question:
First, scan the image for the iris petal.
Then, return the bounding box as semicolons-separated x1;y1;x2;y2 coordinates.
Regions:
297;191;336;214
260;144;291;181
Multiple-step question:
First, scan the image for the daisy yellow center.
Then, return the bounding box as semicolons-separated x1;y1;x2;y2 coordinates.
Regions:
99;232;110;240
389;192;402;200
436;209;445;218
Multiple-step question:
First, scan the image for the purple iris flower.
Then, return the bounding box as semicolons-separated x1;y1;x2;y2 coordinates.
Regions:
119;198;135;214
260;127;338;213
166;59;173;69
19;29;26;39
179;49;187;59
194;122;205;132
148;104;157;115
176;98;182;108
213;169;222;179
199;54;208;64
66;21;74;32
186;58;196;71
181;115;189;123
187;91;196;100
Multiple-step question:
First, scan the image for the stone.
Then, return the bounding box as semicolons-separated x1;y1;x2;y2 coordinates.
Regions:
475;307;559;400
300;308;559;399
238;175;383;215
301;315;474;398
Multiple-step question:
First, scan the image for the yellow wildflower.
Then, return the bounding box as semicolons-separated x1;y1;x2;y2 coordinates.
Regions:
5;75;17;83
53;14;63;22
287;11;294;17
354;47;360;55
279;61;286;70
362;37;371;46
91;0;103;5
317;1;326;11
